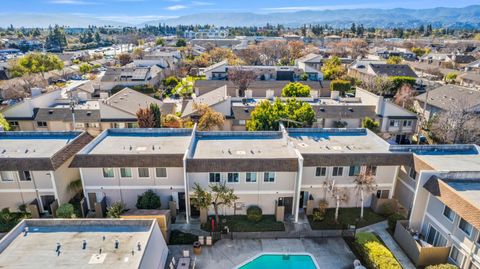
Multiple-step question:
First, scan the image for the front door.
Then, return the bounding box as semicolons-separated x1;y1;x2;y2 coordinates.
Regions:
282;197;293;215
299;191;305;208
190;198;200;218
178;192;186;212
88;192;97;211
41;195;55;214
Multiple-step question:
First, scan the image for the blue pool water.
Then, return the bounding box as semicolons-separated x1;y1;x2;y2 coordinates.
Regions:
239;254;318;269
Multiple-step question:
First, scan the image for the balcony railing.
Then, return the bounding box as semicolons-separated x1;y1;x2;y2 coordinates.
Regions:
393;220;450;267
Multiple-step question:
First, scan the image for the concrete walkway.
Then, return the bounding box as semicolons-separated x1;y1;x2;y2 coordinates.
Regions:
359;221;416;269
172;213;345;239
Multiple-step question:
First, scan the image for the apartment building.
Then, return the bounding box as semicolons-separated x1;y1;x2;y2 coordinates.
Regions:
99;66;164;92
0;131;93;214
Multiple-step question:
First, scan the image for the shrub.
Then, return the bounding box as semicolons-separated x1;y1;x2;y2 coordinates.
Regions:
363;241;401;269
426;264;459;269
56;203;76;218
107;202;126;218
330;79;351;95
388;213;406;232
312;209;325;222
355;232;401;269
355;232;380;245
300;73;308;81
246;205;263;222
136;190;161;209
281;82;311;97
389;76;416;91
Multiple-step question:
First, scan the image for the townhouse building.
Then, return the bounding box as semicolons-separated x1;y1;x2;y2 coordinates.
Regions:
0;131;93;214
3;87;175;135
69;126;467;225
391;145;480;269
184;83;417;143
203;60;323;82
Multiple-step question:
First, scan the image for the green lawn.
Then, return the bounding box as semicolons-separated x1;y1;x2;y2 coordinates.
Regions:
308;207;385;230
169;230;198;245
201;215;285;232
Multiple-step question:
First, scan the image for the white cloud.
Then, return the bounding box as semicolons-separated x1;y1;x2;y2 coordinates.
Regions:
166;4;187;10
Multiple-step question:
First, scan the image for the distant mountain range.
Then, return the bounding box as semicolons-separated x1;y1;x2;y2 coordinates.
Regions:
2;5;480;29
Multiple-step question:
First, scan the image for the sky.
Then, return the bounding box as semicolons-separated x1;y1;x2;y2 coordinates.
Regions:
2;0;480;24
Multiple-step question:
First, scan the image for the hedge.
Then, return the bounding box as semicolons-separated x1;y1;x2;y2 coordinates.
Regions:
355;232;401;269
330;79;351;94
387;213;407;232
425;264;459;269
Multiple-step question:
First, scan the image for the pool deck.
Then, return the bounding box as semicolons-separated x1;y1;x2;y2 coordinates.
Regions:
169;238;356;269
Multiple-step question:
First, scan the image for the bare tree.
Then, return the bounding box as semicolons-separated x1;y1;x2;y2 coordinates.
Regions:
348;39;369;59
257;40;289;65
324;179;349;223
362;75;394;96
193;103;225;131
0;74;47;99
136;107;155;128
430;97;480;144
236;46;262;65
394;84;416;109
228;67;257;97
354;166;378;219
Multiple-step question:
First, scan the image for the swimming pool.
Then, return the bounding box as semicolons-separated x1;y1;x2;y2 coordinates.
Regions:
236;253;319;269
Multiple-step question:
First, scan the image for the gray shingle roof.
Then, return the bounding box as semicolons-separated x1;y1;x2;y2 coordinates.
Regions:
34;108;101;122
415;84;480;111
370;64;418;77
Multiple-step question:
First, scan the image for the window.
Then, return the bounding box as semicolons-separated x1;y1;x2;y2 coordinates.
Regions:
459;218;473;236
209;173;221;183
366;166;377;176
86;123;100;128
332;167;343;176
0;171;14;182
376;190;390;199
238;120;246;125
443;206;455;222
246;172;257;183
315;167;327;177
126;122;138;128
403;120;412;127
349;166;360;176
450;245;465;266
227;173;239;183
389;120;399;127
36;121;47;127
75;122;85;128
8;121;19;127
120;168;132;178
408;167;417;180
426;226;447;247
264;172;275;182
21;171;32;181
113;123;125;128
138;168;150;178
102;168;114;178
155;168;167;178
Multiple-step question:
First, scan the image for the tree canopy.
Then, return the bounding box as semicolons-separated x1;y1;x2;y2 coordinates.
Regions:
361;117;380;133
246;98;315;131
281;82;311;97
386;56;403;64
8;52;64;78
321;56;346;80
0;113;10;131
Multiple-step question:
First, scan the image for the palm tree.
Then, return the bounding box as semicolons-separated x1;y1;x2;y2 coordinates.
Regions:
354;166;378;219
